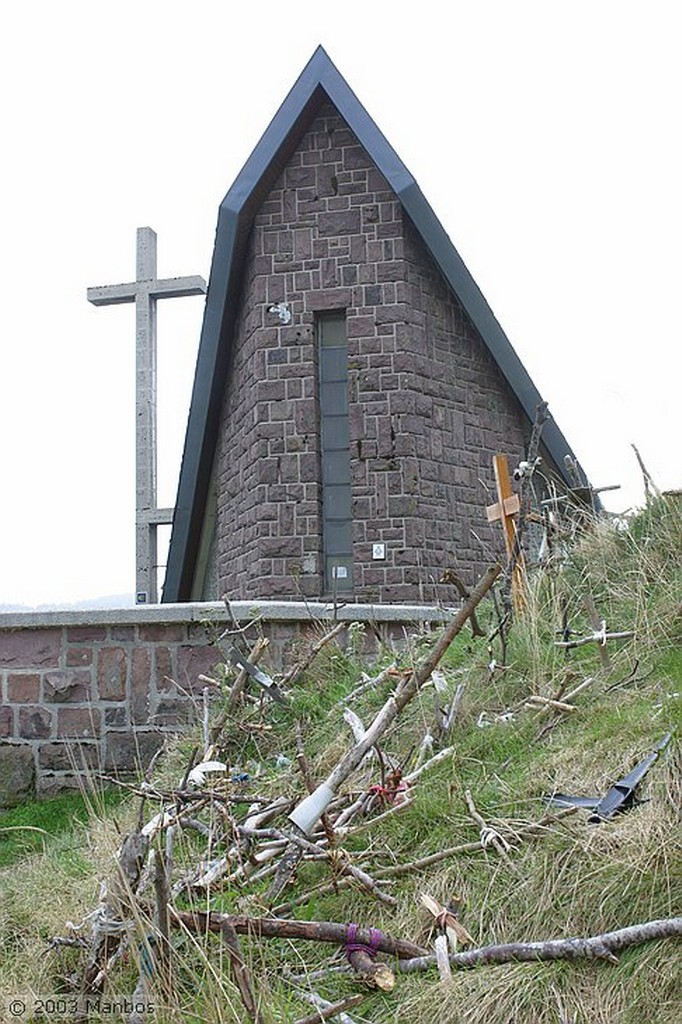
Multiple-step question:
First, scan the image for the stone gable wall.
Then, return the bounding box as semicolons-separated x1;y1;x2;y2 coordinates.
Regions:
216;103;527;603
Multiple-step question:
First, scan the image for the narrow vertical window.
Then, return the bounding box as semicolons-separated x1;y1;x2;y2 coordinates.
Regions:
318;313;353;592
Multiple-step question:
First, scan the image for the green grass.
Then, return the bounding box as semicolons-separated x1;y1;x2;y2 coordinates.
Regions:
1;499;680;1023
0;787;127;868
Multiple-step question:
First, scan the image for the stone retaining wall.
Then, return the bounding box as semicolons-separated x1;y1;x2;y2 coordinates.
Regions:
0;600;452;805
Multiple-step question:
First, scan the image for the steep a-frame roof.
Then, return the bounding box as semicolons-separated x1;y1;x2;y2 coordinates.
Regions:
163;45;582;603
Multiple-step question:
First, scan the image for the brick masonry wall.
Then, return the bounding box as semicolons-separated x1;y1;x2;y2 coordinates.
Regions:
0;602;450;805
216;103;528;603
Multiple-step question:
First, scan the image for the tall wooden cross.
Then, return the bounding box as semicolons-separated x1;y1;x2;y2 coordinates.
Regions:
87;227;206;604
486;453;527;613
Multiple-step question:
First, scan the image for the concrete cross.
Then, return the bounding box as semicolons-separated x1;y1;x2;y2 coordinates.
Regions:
486;453;527;613
87;227;206;603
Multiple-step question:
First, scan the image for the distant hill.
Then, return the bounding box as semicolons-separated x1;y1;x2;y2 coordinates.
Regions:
0;594;135;614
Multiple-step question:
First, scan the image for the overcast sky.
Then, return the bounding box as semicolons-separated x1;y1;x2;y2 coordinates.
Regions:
1;1;679;608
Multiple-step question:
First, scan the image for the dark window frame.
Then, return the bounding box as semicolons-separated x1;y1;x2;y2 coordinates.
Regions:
317;312;353;593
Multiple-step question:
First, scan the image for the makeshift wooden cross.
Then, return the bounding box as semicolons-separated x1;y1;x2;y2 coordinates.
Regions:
87;227;206;603
486;454;527;612
554;594;634;670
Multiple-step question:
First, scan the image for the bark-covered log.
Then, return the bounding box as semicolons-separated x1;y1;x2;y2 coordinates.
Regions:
398;917;682;973
171;910;426;959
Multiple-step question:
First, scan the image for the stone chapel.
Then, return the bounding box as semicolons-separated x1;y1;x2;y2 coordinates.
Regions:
162;47;582;606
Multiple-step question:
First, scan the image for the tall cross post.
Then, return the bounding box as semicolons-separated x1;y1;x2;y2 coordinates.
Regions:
87;227;206;603
486;453;528;614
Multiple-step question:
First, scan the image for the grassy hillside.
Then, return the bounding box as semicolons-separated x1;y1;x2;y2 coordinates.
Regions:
1;498;680;1023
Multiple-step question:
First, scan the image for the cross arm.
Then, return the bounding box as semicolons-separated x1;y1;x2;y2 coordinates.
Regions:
140;507;175;526
87;282;138;306
150;275;207;299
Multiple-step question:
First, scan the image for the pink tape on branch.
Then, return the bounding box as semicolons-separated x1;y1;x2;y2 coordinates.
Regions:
344;923;383;961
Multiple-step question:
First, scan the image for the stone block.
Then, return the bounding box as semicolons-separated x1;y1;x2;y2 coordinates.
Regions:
176;646;222;692
7;673;40;703
38;742;100;772
388;495;419;518
44;669;91;703
154;647;175;691
110;626;136;641
306;288;351;311
0;745;35;806
270;399;294;422
0;629;61;668
257;380;286;402
131;648;151;725
138;623;186;643
105;731;164;772
98;648;128;701
57;707;101;739
260;537;303;558
347;315;375;338
318;210;361;237
0;705;12;737
37;774;87;798
285;165;316;188
343;145;372;170
66;626;107;642
66;646;93;667
104;706;128;728
18;706;53;739
152;697;197;728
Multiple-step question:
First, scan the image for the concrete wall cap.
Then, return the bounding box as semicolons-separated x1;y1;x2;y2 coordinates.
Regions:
0;600;459;631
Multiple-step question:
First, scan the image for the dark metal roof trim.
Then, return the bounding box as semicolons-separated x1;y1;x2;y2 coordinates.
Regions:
163;45;581;602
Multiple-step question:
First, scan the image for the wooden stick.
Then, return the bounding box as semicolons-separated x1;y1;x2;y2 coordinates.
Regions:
562;676;596;702
555;631;634;650
289;565;501;834
201;686;210;751
376;807;578;876
83;829;150;988
279;622;347;690
292;989;362;1024
347;948;395;990
267;843;303;903
404;746;453;785
438;682;465;741
293;994;365;1024
170;910;427;959
337;663;397;707
631;443;662;501
464;789;514;865
509;401;549;591
525;696;577;713
398;917;682;973
241;825;398;908
152;848;172;1000
434;934;452;983
220;921;265;1024
439;571;485;637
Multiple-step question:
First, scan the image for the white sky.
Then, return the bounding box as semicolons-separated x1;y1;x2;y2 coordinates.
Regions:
0;1;679;607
